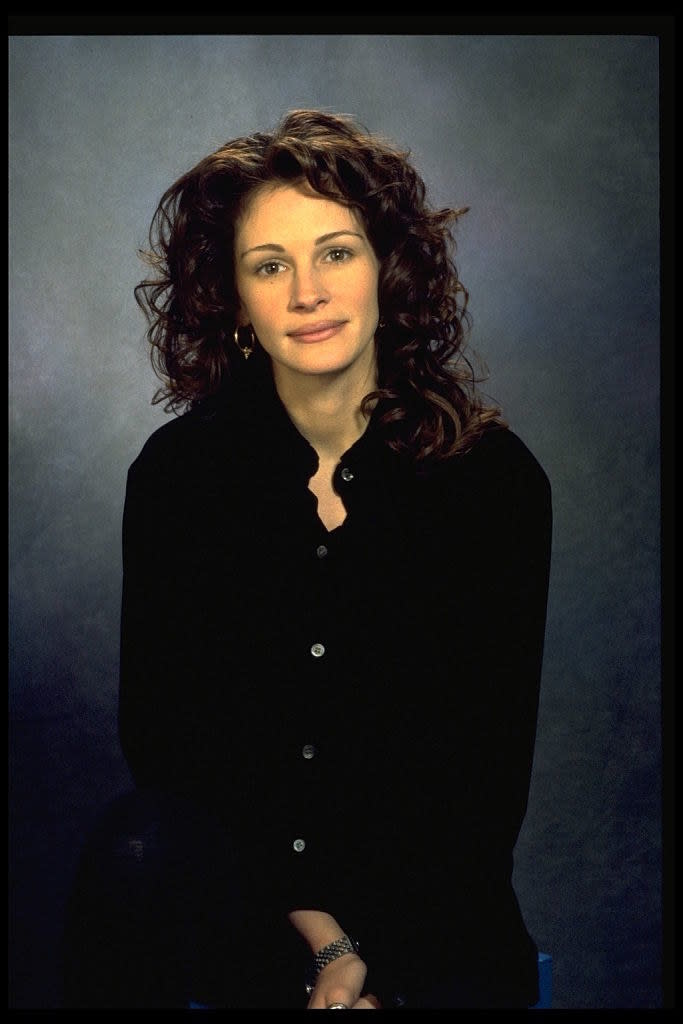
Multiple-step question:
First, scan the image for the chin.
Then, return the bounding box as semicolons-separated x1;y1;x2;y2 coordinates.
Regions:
277;346;362;376
294;356;362;377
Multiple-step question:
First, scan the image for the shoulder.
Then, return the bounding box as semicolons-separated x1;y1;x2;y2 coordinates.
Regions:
422;429;553;575
126;393;238;486
413;426;552;539
126;362;279;485
131;407;207;469
429;425;550;498
464;426;550;496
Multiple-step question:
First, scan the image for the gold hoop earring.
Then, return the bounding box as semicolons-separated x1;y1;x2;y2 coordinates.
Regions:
233;325;255;360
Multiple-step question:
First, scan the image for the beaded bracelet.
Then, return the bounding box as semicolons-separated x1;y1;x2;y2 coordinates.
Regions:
304;935;360;995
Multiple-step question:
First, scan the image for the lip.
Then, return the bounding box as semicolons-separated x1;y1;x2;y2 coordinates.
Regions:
286;320;347;343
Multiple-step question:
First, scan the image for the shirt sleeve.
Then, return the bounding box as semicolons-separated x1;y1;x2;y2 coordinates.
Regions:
352;432;553;1004
118;436;213;795
118;452;174;788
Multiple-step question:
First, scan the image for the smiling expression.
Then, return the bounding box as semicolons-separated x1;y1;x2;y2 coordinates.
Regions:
234;183;381;386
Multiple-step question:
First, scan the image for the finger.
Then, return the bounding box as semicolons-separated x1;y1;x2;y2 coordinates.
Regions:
308;990;354;1010
351;996;380;1009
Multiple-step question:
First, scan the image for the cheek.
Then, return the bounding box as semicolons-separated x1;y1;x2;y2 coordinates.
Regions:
360;275;380;316
346;265;379;311
234;279;252;319
241;283;278;328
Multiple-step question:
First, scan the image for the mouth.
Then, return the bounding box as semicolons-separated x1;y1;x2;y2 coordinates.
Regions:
286;320;347;343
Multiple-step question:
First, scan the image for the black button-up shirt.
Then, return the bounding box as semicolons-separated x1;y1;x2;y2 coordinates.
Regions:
118;359;552;1005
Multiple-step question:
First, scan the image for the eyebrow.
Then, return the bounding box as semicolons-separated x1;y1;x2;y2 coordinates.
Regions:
240;230;364;258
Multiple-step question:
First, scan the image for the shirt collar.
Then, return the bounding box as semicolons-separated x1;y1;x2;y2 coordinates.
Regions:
205;352;405;490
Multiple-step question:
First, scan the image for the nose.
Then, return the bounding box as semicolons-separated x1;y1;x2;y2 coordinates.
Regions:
288;264;330;312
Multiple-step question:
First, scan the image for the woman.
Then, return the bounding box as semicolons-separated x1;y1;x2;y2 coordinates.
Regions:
63;109;552;1009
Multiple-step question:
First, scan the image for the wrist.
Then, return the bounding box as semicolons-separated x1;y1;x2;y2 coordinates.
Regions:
304;934;361;995
287;909;346;955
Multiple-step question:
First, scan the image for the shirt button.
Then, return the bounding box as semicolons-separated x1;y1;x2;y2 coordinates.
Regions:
340;467;354;482
293;838;306;853
302;744;316;759
310;643;325;658
316;544;328;559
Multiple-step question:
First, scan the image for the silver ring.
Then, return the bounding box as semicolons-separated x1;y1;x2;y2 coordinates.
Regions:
326;1003;349;1009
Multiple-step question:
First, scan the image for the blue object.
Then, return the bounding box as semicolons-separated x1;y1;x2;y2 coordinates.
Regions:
531;951;553;1009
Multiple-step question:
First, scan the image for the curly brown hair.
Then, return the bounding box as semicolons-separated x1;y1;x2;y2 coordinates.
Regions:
135;108;504;461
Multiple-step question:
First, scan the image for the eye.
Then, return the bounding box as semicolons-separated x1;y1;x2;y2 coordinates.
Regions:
324;247;353;263
255;260;286;277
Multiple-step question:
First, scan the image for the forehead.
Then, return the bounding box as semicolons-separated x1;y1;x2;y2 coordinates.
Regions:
236;183;362;243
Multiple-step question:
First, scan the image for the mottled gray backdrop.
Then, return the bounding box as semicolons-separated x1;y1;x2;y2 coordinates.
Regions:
9;33;662;1008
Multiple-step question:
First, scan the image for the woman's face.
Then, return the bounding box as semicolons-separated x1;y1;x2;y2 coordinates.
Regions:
234;182;380;386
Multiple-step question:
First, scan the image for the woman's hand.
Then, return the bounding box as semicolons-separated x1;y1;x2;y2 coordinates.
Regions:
286;910;381;1009
306;952;380;1009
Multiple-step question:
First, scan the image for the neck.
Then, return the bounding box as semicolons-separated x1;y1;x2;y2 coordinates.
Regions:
273;360;377;463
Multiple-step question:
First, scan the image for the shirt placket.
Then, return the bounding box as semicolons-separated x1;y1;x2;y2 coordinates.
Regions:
289;459;357;872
